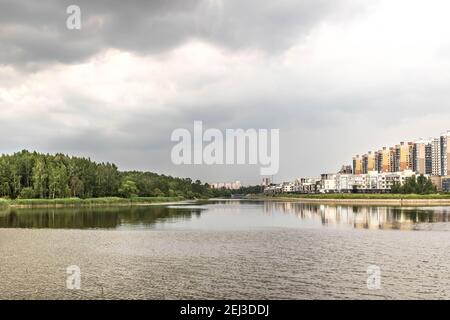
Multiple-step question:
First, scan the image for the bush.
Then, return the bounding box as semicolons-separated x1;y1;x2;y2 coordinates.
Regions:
19;187;36;199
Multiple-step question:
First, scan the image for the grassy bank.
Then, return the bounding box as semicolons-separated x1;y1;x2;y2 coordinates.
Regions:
254;193;450;206
0;196;185;208
267;193;450;199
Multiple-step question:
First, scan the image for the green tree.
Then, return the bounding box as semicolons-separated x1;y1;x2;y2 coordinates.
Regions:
69;176;84;197
391;175;437;195
48;163;69;198
119;179;139;198
19;187;36;199
32;159;47;198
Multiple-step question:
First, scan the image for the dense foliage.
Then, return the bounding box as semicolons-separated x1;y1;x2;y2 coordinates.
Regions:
390;175;437;194
231;185;264;195
0;150;227;199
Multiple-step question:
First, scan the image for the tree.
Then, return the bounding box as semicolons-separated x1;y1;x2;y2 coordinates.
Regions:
152;188;164;197
119;179;139;198
70;176;84;197
48;163;69;198
391;175;437;195
0;150;219;199
19;187;35;199
32;159;47;198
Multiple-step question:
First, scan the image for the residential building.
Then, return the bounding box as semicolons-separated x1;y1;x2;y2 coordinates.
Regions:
441;131;450;176
376;147;391;173
319;170;417;193
352;155;363;175
362;152;376;174
261;177;271;187
389;147;396;173
394;142;413;172
413;139;432;175
431;138;442;176
338;165;353;174
211;180;242;190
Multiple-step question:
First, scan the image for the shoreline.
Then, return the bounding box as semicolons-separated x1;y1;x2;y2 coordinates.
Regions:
0;196;187;209
254;196;450;206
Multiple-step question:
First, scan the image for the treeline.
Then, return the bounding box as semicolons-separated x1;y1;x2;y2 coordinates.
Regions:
391;175;437;194
230;185;264;195
0;150;228;199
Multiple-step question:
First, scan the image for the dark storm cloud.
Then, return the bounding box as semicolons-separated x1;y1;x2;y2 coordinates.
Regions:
0;0;359;67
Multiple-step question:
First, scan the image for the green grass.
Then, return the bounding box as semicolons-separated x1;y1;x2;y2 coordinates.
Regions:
2;196;184;208
266;193;450;200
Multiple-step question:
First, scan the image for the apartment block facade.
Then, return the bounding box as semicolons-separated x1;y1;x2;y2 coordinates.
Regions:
440;131;450;176
352;130;450;179
352;155;363;175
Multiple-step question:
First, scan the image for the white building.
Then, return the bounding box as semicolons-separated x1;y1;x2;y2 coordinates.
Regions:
211;180;242;190
431;138;442;176
319;170;417;193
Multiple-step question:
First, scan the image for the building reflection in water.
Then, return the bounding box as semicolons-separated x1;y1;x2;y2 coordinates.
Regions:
263;201;450;230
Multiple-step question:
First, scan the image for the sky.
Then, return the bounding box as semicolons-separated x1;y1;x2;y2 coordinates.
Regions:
2;0;450;185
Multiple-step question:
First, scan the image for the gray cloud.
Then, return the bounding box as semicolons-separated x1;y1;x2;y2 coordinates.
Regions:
2;0;450;184
0;0;361;67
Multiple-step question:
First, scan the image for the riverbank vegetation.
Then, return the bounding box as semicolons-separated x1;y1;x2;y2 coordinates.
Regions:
266;193;450;200
390;175;437;194
0;150;229;200
0;196;184;208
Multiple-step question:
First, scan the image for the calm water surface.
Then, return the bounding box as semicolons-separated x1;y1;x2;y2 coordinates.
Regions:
0;200;449;299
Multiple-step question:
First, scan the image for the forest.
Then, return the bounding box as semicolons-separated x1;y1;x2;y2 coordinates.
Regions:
0;150;231;199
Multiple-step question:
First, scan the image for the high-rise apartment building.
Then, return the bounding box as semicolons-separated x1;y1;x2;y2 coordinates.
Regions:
425;142;433;175
352;130;450;177
413;139;432;175
395;142;412;172
352;155;363;175
389;147;396;173
362;152;376;174
376;147;391;173
431;138;442;176
440;131;450;176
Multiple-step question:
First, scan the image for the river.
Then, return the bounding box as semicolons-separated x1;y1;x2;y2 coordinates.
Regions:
0;200;449;299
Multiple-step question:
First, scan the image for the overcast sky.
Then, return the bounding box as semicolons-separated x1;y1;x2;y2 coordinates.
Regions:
2;0;450;184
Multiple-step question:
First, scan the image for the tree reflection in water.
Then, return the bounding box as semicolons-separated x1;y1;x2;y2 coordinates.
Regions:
0;206;202;229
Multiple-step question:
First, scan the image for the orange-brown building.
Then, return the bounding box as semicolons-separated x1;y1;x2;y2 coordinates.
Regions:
376;147;392;173
394;142;413;172
352;155;363;175
362;152;376;174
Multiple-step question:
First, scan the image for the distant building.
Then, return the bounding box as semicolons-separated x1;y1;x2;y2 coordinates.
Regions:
440;131;450;176
431;137;442;176
338;165;353;174
442;177;450;192
376;147;392;173
211;180;241;190
389;147;396;173
352;155;363;175
362;152;376;174
413;139;432;175
319;170;417;193
352;129;450;178
395;142;413;172
263;177;320;195
261;177;271;187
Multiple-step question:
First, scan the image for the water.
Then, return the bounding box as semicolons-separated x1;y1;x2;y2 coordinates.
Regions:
0;200;449;299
